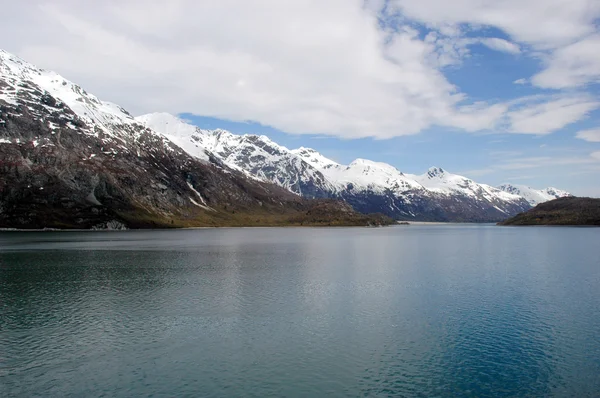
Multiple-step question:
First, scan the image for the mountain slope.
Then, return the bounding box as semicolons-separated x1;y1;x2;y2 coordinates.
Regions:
139;113;535;222
136;113;336;197
0;50;390;229
497;184;572;206
498;197;600;226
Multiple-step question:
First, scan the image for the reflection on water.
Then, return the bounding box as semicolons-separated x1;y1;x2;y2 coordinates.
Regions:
1;226;600;397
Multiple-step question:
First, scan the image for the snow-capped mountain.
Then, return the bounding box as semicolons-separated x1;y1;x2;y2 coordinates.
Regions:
2;49;373;229
136;113;336;197
138;113;544;221
498;184;572;206
0;50;139;137
0;48;569;225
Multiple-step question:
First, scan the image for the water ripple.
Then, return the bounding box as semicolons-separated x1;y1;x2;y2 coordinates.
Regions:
1;226;600;397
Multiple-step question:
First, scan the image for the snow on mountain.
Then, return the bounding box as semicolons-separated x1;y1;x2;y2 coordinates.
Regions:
136;113;335;195
138;113;538;221
2;49;340;229
0;46;563;223
135;112;212;162
0;49;180;166
321;158;425;196
498;184;572;206
0;49;136;134
139;113;425;198
409;167;522;202
290;147;339;169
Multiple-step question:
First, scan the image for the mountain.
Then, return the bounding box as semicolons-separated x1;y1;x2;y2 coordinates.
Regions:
139;113;536;222
497;184;572;206
498;197;600;226
0;50;391;229
0;48;568;226
136;113;336;197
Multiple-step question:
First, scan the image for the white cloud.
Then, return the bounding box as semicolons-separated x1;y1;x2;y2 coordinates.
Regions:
1;0;518;139
505;96;599;135
532;34;600;88
478;38;520;54
576;129;600;142
0;0;598;140
575;128;600;142
592;151;600;161
513;78;527;85
496;156;598;170
387;0;600;48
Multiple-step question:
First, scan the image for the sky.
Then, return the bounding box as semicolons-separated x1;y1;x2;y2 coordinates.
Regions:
1;0;599;196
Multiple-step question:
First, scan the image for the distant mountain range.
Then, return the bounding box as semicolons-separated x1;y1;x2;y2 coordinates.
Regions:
0;49;571;227
137;112;571;221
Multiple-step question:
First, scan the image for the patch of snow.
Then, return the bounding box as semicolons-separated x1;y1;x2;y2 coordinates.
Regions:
186;182;213;211
189;197;212;211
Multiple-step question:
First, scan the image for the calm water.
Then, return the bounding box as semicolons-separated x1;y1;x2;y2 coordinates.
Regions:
1;225;599;397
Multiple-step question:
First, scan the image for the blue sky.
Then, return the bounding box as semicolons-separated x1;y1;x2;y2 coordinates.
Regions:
4;0;600;195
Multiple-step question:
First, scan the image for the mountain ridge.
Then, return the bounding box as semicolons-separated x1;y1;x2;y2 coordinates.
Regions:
0;49;392;229
138;112;569;221
1;49;571;224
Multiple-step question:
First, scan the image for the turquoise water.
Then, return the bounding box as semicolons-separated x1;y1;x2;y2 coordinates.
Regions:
1;225;599;397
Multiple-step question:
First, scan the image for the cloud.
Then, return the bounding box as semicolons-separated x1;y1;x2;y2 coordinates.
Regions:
532;34;600;89
386;0;600;48
0;0;505;139
513;78;527;85
387;0;600;88
576;129;600;142
478;38;521;54
505;96;599;135
496;156;597;170
592;151;600;161
1;0;599;140
0;1;516;138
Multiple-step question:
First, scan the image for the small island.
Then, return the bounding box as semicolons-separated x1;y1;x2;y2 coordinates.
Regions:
498;197;600;226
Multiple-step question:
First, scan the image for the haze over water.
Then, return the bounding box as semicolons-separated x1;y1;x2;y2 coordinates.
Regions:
1;225;599;397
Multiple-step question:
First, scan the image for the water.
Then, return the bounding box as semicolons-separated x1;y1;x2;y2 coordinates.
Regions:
1;225;599;397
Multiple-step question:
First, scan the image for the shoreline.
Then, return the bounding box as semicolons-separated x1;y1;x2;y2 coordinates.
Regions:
0;224;393;232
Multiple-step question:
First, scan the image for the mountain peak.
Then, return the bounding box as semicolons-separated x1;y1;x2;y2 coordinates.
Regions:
291;147;339;169
295;146;317;153
426;166;446;177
